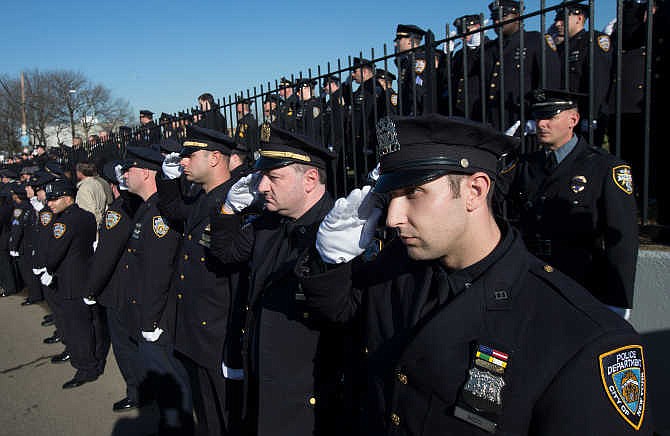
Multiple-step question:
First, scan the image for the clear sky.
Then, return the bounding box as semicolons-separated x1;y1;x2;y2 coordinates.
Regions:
1;0;615;122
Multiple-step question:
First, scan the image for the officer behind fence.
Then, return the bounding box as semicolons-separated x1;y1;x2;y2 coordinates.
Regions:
553;3;612;143
376;68;399;117
235;96;259;157
395;24;427;116
295;78;323;143
278;77;299;132
508;89;638;316
321;74;348;154
352;57;383;180
299;114;652;435
486;0;561;131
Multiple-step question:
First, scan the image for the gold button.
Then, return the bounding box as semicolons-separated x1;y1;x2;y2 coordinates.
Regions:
241;328;246;334
493;72;498;77
489;95;495;100
543;265;554;273
637;84;643;89
132;299;137;304
200;257;205;262
127;248;131;252
177;293;183;299
495;61;500;66
180;274;185;280
397;373;408;385
363;347;369;355
245;305;249;311
188;234;192;240
490;83;496;88
184;254;188;260
390;413;400;426
308;396;316;406
201;321;207;326
303;312;310;319
124;264;129;270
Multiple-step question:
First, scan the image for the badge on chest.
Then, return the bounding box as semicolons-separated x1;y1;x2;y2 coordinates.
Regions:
454;344;510;433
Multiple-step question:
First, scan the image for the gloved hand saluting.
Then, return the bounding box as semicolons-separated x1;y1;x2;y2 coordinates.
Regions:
316;185;383;264
114;164;128;191
223;173;260;214
162;152;183;180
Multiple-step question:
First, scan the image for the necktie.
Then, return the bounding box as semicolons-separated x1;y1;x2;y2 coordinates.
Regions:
545;151;558;172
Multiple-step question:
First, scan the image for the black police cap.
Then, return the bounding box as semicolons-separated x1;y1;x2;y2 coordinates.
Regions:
322;74;341;87
374;115;518;193
489;0;521;17
44;178;76;200
122;146;164;172
529;88;584;119
295;78;317;88
140;109;154;117
101;160;122;184
255;124;336;171
30;171;55;189
236;96;254;106
453;14;482;33
180;125;236;157
0;168;19;179
375;69;397;81
395;24;426;40
353;57;374;69
264;93;282;104
44;162;66;178
555;3;589;20
279;77;294;89
157;138;182;154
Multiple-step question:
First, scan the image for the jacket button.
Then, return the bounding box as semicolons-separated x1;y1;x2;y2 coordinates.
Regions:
544;265;554;273
124;264;129;270
308;396;316;406
245;305;249;311
363;347;369;355
184;254;189;260
303;312;310;319
200;257;205;262
397;372;408;385
132;299;136;304
188;234;192;240
180;274;185;280
241;328;246;334
201;321;207;326
127;248;132;253
390;413;400;426
177;293;183;299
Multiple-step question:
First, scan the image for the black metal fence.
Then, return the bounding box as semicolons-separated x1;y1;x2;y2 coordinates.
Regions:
62;0;665;224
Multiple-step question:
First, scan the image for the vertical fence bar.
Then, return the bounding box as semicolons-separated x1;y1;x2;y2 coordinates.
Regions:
479;15;487;123
519;0;526;152
642;0;653;224
445;23;454;116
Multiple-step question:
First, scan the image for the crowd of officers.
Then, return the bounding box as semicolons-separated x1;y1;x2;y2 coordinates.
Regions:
0;0;662;435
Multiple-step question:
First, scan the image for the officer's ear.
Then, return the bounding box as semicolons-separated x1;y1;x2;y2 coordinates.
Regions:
464;172;492;213
567;109;580;130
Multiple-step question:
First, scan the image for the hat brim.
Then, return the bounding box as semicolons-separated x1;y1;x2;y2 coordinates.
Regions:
254;157;297;172
374;169;452;193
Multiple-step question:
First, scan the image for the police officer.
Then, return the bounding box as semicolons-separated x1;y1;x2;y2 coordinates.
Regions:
208;125;349;436
553;3;611;141
321;74;349;155
235;96;260;157
85;161;142;412
486;0;561;131
196;92;228;133
157;126;248;436
119;147;192;430
395;24;427;116
295;78;323;143
263;93;281;124
508;89;638;315
37;178;100;389
139;110;163;145
278;77;299;132
300;114;653;435
376;69;399;117
352;57;383;182
8;181;34;298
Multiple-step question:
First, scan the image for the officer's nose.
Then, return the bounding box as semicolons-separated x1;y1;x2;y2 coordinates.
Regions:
257;174;271;193
386;197;407;229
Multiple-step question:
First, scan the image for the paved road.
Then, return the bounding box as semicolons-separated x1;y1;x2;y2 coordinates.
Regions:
0;291;158;436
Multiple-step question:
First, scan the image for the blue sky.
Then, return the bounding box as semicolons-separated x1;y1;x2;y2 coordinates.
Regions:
1;0;615;122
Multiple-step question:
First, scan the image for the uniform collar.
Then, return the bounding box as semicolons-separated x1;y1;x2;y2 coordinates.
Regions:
549;134;578;165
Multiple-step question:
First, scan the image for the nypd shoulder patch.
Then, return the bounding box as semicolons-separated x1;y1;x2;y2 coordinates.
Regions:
599;345;646;430
612;165;633;195
105;211;122;230
53;222;66;239
545;34;557;52
13;209;22;218
414;59;426;74
312;106;321;119
598;34;611;53
152;216;169;238
391;93;398;107
40;211;53;226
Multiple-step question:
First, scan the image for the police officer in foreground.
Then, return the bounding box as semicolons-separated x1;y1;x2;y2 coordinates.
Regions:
208;125;350;436
508;89;638;316
299;114;652;434
157;126;248;435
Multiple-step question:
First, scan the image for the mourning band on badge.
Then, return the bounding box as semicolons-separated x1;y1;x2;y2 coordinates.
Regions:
40;211;53;226
152;216;169;238
105;211;121;230
53;222;66;239
612;165;633;195
454;406;497;433
599;345;646;430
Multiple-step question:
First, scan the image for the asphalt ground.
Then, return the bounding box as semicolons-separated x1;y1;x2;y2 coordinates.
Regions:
0;291;159;436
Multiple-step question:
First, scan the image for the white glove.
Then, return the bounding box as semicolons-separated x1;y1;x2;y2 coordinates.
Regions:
114;164;128;190
9;250;19;257
40;271;53;286
162;152;183;180
368;163;380;182
446;30;458;53
83;297;97;306
604;18;616;36
33;267;46;276
141;327;164;342
524;120;537;135
224;173;260;214
504;120;521;136
92;239;99;252
316;185;383;264
221;362;244;380
466;31;481;48
30;196;44;212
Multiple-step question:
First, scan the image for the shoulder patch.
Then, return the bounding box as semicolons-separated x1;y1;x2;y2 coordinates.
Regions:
545;34;557;52
391;93;398;107
152;216;169;238
612;165;634;195
598;34;611;53
105;211;122;230
599;345;646;430
414;59;426;74
13;209;22;218
40;211;53;226
53;222;66;239
312;106;321;119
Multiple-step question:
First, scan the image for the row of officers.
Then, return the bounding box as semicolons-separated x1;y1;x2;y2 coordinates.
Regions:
0;84;651;435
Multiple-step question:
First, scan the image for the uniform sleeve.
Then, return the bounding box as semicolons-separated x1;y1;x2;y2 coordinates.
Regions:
208;210;254;264
542;36;562;90
601;163;638;308
8;210;24;252
530;332;653;435
86;211;132;298
45;222;74;273
139;218;179;332
156;176;190;223
591;35;613;115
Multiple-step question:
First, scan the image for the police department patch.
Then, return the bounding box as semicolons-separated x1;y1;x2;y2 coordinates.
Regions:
391;94;398;107
152;216;169;238
13;209;22;218
53;222;66;239
414;59;426;74
545;34;557;52
40;211;53;226
312;106;320;118
599;345;646;430
612;165;633;195
598;35;611;52
105;211;121;230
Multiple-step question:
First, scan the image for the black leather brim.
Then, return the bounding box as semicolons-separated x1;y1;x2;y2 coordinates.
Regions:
374;169;452;193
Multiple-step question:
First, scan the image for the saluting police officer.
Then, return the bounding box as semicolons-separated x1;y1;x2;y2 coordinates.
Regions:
395;24;428;116
486;0;561;131
553;3;612;143
208;125;350;436
299;114;653;435
157;125;248;436
37;178;100;389
508;89;638;316
119;147;193;431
